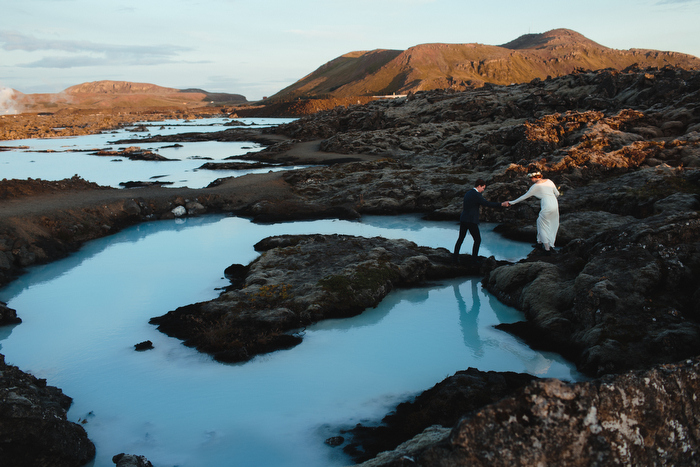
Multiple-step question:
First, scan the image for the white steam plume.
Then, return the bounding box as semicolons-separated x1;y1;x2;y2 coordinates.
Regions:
1;86;19;115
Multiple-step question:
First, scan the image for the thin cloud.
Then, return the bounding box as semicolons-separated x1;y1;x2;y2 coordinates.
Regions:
0;30;192;68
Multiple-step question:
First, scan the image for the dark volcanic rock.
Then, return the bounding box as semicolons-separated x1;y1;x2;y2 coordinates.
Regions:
0;301;21;325
485;210;700;377
0;354;96;467
112;453;154;467
134;340;154;351
373;357;700;467
343;368;538;463
92;146;175;161
150;234;503;363
263;67;700;225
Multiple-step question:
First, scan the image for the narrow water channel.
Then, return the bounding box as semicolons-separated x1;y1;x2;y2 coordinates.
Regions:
0;214;582;467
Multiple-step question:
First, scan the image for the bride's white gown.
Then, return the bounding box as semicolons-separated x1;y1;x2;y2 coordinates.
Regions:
510;179;560;247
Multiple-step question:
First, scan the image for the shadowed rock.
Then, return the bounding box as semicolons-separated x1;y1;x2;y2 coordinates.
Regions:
0;354;95;467
364;357;700;467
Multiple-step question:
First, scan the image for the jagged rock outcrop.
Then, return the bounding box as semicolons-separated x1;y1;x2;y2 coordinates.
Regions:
0;354;95;466
343;368;538;463
485;208;700;377
150;234;502;363
360;357;700;466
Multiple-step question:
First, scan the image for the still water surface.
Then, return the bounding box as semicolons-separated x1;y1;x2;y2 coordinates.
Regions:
0;119;582;466
0;117;299;188
0;214;581;467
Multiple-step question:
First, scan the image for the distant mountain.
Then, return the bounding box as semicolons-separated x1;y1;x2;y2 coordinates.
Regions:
65;81;247;105
269;28;700;101
180;88;248;104
64;81;181;94
12;80;247;113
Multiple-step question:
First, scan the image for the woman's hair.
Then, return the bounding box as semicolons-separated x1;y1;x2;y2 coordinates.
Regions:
526;165;542;178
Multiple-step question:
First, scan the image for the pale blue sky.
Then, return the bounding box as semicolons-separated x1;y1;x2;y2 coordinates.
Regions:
1;0;699;100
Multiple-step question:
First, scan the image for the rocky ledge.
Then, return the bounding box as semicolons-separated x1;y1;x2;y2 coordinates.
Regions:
356;356;700;466
150;234;494;363
487;207;700;377
0;353;95;466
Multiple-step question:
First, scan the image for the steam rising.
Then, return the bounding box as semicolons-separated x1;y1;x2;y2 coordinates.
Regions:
1;86;18;115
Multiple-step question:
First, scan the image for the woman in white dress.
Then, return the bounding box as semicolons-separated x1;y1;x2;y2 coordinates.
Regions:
509;171;560;252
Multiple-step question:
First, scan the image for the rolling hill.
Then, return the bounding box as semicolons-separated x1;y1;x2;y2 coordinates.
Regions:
13;80;247;113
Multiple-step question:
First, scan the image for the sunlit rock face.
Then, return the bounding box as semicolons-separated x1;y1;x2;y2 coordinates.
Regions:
383;357;700;467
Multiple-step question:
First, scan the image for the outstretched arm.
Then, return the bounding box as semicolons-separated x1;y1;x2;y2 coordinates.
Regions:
509;185;535;205
475;192;503;208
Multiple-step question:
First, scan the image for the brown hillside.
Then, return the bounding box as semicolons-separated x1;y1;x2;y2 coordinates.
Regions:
64;80;181;94
270;49;403;101
270;28;700;100
13;80;247;114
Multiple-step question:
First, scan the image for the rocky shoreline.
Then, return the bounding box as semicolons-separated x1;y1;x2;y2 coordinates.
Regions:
1;66;699;465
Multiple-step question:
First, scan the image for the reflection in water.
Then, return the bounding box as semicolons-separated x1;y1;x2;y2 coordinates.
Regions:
456;280;483;357
0;214;581;467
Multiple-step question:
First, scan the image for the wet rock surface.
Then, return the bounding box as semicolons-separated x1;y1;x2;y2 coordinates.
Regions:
0;353;96;467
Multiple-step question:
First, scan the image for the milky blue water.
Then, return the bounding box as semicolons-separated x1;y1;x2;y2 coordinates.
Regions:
0;120;583;467
0;214;581;467
0;117;300;188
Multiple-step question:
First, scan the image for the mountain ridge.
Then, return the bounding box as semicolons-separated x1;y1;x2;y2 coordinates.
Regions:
268;28;700;101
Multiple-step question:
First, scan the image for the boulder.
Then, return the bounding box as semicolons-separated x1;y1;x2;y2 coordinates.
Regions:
112;453;153;467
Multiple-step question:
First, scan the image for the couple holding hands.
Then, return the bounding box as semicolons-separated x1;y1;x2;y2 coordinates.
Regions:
453;172;560;263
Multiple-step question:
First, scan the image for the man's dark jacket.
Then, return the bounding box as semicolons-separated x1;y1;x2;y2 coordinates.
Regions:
459;188;501;223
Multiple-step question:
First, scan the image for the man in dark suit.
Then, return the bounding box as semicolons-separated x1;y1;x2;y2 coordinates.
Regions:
453;178;508;263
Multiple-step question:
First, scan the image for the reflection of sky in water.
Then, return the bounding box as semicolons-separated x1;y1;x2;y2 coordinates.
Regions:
0;117;299;188
0;214;583;467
